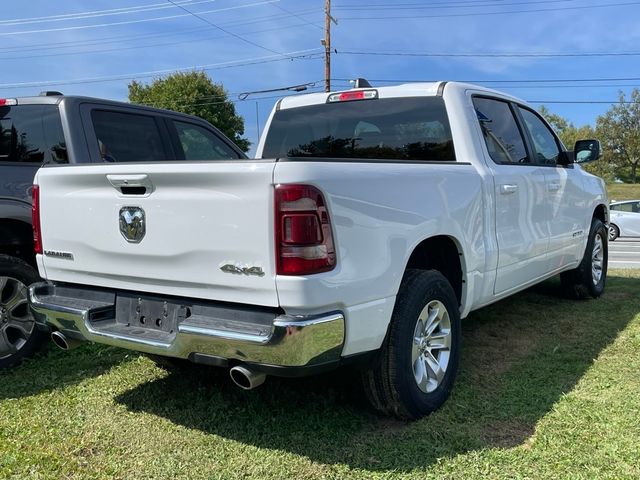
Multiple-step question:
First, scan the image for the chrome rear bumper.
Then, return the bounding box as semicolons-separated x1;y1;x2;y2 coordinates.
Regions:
29;282;344;369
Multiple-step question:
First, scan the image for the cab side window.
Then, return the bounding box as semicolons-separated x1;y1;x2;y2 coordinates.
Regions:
172;121;240;161
518;107;561;166
91;110;168;162
472;97;529;164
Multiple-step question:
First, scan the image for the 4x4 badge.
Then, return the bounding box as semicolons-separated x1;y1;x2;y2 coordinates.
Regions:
119;206;145;243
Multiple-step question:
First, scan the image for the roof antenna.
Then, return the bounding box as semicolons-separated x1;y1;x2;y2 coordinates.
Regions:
351;78;372;88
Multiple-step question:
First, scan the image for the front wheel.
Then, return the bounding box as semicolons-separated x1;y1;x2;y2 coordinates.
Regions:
561;218;608;299
361;269;461;420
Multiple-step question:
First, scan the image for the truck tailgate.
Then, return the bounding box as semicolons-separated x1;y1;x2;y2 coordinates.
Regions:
35;162;279;307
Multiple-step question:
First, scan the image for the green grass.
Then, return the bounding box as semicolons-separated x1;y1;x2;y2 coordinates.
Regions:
1;270;640;479
607;183;640;202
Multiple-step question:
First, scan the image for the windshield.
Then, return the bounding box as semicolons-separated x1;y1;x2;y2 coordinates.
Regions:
261;96;456;161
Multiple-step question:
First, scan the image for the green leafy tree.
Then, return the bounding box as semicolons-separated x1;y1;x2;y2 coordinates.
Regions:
538;106;613;181
128;71;250;152
595;89;640;183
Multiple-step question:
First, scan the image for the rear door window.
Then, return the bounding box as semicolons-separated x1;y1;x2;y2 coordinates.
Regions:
0;105;67;164
91;110;169;162
261;96;456;161
172;120;241;160
473;97;529;164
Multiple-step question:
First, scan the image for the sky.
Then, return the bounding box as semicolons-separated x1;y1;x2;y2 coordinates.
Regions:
2;0;640;155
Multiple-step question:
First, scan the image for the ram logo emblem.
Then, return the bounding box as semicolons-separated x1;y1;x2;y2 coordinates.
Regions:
119;206;146;243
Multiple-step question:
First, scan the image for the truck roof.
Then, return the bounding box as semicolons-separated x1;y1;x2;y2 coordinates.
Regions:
1;94;207;124
276;81;525;110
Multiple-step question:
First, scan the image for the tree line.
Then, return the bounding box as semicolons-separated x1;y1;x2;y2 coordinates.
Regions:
539;90;640;183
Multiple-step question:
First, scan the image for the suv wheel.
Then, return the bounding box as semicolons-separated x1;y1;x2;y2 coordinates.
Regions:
0;255;46;368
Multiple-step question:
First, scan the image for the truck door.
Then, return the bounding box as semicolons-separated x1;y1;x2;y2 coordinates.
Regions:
515;106;586;270
472;96;550;295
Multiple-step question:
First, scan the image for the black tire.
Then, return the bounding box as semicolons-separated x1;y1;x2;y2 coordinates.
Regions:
608;223;619;242
0;255;47;369
361;269;461;420
560;218;608;299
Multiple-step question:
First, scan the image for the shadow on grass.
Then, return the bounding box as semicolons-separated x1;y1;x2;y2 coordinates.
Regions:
0;344;128;400
115;274;639;472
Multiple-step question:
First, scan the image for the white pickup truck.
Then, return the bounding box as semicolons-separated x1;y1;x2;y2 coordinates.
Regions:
29;81;608;419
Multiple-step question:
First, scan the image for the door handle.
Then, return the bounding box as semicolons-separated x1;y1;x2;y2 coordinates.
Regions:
547;182;561;192
499;184;518;195
107;174;154;195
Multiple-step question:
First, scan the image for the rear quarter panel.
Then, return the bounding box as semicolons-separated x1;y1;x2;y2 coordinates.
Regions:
273;160;485;354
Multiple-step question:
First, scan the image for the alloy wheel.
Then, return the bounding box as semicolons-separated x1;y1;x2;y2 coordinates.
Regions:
411;300;452;393
0;276;35;359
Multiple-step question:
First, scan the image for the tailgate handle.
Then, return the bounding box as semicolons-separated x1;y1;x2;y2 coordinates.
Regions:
107;174;154;195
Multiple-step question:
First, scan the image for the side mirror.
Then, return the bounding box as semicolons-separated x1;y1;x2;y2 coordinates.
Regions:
573;139;601;164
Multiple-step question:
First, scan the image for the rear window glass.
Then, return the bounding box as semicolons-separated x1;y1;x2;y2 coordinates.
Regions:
91;110;168;162
261;96;456;161
0;105;67;164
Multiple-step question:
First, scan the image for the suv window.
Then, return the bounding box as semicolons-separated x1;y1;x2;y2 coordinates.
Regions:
91;110;168;162
262;97;456;161
611;202;639;213
0;105;68;164
473;97;528;164
173;120;240;160
518;107;561;165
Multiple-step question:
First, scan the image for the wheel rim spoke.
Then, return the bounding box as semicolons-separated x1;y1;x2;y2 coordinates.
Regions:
591;234;604;285
423;307;441;337
0;327;18;355
411;300;452;394
0;276;35;359
427;331;451;349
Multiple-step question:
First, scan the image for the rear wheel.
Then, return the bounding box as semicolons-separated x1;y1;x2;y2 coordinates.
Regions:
361;269;461;420
561;218;608;299
0;255;46;368
608;223;619;242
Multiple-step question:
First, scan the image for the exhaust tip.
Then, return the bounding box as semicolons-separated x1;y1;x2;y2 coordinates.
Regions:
51;331;81;351
229;365;266;390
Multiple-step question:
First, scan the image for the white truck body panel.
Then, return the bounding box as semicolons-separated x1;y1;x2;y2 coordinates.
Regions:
36;162;279;306
34;81;608;359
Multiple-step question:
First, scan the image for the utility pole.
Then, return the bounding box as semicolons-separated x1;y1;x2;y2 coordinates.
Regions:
323;0;337;92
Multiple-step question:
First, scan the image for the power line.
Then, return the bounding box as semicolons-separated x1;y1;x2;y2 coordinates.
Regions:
0;9;317;53
0;1;279;37
271;3;323;30
0;21;317;61
0;0;217;27
166;0;286;57
337;49;640;58
334;0;576;10
338;1;640;19
0;49;323;89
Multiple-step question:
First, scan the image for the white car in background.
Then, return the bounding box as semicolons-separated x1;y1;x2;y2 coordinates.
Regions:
609;200;640;241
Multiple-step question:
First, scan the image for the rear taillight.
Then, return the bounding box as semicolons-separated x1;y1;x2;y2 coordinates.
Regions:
275;184;336;275
32;185;42;254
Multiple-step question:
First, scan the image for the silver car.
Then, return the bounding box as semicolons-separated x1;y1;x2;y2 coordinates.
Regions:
609;200;640;241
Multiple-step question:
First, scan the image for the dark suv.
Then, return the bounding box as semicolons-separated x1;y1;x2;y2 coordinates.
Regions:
0;92;246;368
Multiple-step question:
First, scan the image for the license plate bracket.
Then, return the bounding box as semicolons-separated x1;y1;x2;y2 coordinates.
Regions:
115;293;188;333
